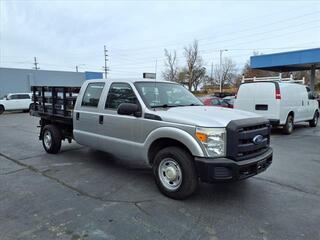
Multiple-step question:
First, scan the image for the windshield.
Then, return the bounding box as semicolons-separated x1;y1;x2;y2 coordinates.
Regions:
134;82;203;108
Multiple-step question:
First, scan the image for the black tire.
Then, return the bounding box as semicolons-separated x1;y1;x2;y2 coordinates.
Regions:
309;111;319;127
283;115;294;135
153;146;198;200
29;103;34;111
42;125;62;154
0;105;4;115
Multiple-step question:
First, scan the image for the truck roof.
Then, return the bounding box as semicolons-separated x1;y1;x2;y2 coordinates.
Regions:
85;78;174;84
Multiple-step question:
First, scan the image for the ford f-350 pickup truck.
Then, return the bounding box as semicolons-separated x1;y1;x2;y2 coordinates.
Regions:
31;79;273;199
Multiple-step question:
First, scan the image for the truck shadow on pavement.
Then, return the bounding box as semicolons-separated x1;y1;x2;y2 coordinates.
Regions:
52;148;264;204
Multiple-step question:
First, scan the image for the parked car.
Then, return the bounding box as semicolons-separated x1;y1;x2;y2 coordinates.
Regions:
202;96;224;106
234;77;319;134
0;93;33;114
223;96;235;108
203;96;234;108
31;79;273;199
212;92;234;98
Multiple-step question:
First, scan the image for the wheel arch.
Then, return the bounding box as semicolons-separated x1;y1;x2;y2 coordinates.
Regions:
145;127;205;165
288;111;294;118
148;138;192;165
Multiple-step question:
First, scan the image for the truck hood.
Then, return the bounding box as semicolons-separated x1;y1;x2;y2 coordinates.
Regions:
154;106;263;127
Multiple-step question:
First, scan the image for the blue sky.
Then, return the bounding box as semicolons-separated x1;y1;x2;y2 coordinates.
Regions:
0;0;319;78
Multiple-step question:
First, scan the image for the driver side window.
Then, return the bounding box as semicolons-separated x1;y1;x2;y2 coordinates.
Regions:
105;83;138;110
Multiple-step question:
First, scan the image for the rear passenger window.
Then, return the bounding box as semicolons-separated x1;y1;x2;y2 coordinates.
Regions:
18;94;31;99
105;83;138;110
81;82;105;107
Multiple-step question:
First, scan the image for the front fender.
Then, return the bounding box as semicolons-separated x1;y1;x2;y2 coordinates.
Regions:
144;127;205;158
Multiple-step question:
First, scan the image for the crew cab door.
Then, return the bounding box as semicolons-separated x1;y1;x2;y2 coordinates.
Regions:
98;82;143;160
73;82;106;147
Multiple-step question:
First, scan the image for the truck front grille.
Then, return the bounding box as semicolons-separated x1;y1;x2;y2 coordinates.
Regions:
226;118;271;161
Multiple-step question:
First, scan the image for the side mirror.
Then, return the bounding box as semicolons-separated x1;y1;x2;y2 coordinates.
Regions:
117;103;141;117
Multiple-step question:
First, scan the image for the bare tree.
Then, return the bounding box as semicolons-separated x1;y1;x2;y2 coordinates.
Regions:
242;52;277;78
183;40;205;91
162;49;179;82
213;57;237;90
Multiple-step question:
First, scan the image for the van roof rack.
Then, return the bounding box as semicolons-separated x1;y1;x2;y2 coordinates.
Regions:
241;75;305;85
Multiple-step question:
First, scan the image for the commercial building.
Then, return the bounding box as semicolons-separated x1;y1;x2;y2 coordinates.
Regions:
0;67;103;97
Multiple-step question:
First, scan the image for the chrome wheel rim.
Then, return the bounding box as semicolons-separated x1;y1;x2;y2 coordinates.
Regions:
158;158;182;191
43;130;52;149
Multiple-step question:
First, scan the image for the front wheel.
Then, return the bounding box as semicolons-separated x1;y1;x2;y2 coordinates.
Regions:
309;111;319;127
153;147;198;200
283;115;294;135
42;125;62;154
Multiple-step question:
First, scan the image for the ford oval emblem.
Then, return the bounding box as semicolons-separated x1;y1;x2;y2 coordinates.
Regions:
253;135;264;145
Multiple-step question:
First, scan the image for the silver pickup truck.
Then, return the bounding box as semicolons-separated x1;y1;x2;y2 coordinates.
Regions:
31;79;273;199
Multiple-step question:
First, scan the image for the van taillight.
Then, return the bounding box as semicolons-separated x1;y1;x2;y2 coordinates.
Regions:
275;89;281;99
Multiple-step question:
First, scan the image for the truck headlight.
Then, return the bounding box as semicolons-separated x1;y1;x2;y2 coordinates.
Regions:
196;127;226;157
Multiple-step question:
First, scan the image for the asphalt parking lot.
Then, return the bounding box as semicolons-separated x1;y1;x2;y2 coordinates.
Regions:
0;113;319;240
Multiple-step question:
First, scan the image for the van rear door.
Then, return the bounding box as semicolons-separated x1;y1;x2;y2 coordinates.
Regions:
235;82;279;120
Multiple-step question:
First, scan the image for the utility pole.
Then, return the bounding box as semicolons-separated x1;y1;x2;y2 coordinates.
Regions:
219;49;228;93
103;45;108;79
33;57;39;70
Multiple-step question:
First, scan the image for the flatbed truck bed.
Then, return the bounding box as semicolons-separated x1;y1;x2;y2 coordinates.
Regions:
30;86;80;141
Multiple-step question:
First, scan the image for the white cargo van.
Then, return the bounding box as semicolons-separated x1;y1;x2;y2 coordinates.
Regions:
234;76;319;134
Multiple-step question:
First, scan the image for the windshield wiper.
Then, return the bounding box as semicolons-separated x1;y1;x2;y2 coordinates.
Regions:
187;103;203;106
150;104;177;108
151;103;203;108
174;103;203;107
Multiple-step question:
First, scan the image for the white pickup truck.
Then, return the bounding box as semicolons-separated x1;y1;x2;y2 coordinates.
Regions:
31;79;273;199
0;93;33;114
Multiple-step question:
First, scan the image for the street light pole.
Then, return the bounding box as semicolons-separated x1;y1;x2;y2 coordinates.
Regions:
219;49;228;93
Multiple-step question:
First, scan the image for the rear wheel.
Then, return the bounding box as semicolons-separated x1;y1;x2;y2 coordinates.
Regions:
42;125;62;154
309;111;319;127
153;146;198;200
0;105;4;115
29;103;34;112
283;115;294;135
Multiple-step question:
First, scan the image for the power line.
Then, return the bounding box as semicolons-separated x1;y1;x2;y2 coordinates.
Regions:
110;10;320;53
